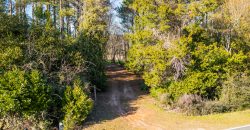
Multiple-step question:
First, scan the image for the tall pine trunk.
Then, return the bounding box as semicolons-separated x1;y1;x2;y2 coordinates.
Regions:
53;0;57;28
32;2;35;23
16;0;19;16
60;0;64;38
9;0;13;15
66;2;70;35
74;0;82;37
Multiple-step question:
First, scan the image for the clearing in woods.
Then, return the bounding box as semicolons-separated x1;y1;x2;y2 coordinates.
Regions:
83;64;250;130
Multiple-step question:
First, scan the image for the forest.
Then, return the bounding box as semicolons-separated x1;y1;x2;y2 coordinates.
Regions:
0;0;250;129
0;0;109;129
119;0;250;114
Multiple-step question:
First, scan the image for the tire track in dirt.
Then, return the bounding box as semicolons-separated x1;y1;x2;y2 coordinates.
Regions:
83;64;167;130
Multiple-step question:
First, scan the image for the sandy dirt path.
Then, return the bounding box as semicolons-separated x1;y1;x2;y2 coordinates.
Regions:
83;64;165;130
83;65;250;130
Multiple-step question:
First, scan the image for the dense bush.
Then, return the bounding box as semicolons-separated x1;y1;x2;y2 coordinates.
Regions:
220;74;250;109
63;80;93;130
0;13;28;39
0;68;51;116
0;24;99;127
77;33;107;90
168;72;220;101
120;0;250;115
176;95;232;115
0;0;109;127
150;87;173;107
202;101;231;115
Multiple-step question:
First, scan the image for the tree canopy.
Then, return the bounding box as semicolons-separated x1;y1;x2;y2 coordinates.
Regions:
119;0;250;114
0;0;110;129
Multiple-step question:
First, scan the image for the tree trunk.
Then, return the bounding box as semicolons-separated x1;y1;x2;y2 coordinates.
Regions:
66;16;70;35
22;0;27;24
23;0;26;16
32;2;37;24
60;0;64;38
9;0;13;15
16;0;19;15
53;0;57;28
66;1;70;35
75;0;81;35
47;4;50;13
46;3;51;25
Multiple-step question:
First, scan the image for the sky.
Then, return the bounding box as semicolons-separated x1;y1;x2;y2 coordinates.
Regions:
25;0;123;23
21;0;123;33
110;0;124;34
111;0;123;25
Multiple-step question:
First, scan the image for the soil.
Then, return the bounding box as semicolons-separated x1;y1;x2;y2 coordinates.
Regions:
82;64;250;130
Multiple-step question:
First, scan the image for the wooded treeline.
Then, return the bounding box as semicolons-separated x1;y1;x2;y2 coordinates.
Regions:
0;0;110;129
1;0;250;129
118;0;250;115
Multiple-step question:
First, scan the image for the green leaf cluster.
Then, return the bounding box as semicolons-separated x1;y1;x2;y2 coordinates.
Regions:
63;80;93;130
0;68;51;116
122;0;250;105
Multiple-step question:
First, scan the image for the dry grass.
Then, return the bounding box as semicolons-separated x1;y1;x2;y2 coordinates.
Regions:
84;95;250;130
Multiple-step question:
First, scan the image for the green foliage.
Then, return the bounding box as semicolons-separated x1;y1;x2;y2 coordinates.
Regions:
126;43;168;87
121;0;250;114
117;60;125;66
0;0;110;127
150;87;168;99
34;5;46;20
77;33;107;90
0;0;6;12
117;0;134;31
63;80;93;130
0;46;23;69
202;101;232;115
0;68;51;116
80;0;109;33
168;72;220;100
220;74;250;109
0;13;27;38
76;0;109;90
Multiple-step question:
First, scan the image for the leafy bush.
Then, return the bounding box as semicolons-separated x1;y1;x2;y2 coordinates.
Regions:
76;33;107;90
0;13;28;38
117;60;125;66
177;100;231;116
202;101;231;115
220;74;250;109
150;87;168;99
150;87;173;107
168;72;220;101
63;80;94;130
0;68;52;116
159;93;173;106
0;46;23;69
126;43;168;87
121;0;250;115
0;1;108;128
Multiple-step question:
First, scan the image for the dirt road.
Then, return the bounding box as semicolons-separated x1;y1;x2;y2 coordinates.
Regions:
83;65;250;130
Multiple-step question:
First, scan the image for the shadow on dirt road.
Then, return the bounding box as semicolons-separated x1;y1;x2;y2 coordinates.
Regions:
84;64;146;126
